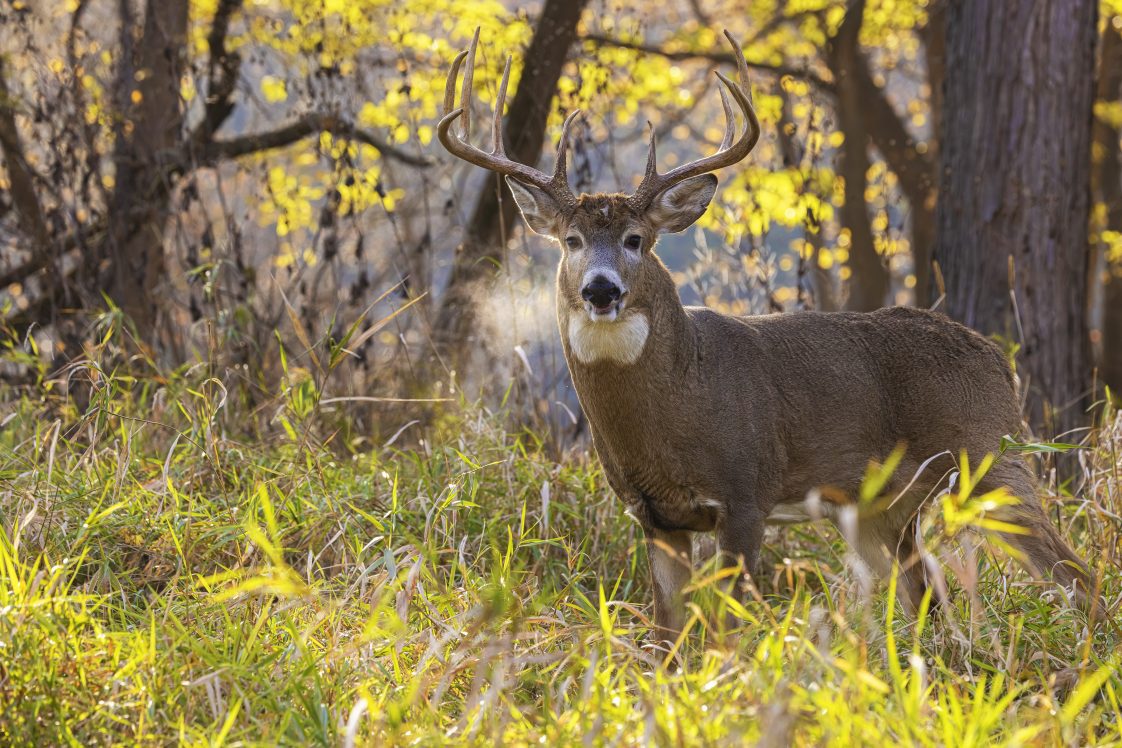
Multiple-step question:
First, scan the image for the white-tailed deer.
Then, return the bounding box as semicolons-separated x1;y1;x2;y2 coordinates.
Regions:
439;30;1092;642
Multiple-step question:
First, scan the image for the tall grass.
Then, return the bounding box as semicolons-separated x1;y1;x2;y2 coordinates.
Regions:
0;325;1119;746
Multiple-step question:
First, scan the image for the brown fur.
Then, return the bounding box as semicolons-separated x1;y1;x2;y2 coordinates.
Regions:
534;190;1092;641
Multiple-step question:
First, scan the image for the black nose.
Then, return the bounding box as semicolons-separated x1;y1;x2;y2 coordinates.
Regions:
581;276;622;308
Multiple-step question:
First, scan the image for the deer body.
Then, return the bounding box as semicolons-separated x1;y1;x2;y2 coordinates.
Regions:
557;239;1088;635
439;29;1091;642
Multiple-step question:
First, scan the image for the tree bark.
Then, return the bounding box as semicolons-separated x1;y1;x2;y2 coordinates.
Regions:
932;0;1098;436
434;0;588;348
103;0;190;344
827;0;889;312
1093;24;1122;393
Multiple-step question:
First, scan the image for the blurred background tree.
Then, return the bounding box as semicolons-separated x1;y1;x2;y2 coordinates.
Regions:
1;0;1120;444
933;0;1098;438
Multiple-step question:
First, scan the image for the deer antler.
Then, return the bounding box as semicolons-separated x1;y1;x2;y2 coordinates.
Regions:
437;28;578;210
626;30;760;210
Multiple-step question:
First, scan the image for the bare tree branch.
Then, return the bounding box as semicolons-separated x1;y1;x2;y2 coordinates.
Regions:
199;0;244;139
744;8;824;48
201;113;430;167
65;0;92;70
684;0;712;26
776;88;836;311
582;33;836;93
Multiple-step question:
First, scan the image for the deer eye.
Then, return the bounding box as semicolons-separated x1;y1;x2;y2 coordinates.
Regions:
565;236;582;250
624;234;643;251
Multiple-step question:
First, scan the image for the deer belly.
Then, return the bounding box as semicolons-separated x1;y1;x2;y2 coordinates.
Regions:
631;490;721;532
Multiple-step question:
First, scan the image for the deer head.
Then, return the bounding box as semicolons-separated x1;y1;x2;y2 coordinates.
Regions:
438;29;759;329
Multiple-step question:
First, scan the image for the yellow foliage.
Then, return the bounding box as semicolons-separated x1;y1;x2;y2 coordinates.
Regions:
1095;100;1122;129
180;75;197;102
260;76;287;103
158;0;939;306
1104;231;1122;265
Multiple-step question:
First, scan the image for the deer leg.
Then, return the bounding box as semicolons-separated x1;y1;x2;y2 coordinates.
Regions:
889;517;930;614
835;482;932;614
715;504;767;630
647;526;693;646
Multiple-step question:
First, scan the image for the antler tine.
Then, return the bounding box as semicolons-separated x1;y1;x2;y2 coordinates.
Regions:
627;30;761;209
642;121;658;181
725;28;752;94
552;109;581;189
492;56;513;156
717;86;734;151
459;28;480;139
436;29;577;209
442;50;468;116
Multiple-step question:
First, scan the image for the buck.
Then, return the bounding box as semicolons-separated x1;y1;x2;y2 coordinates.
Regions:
439;30;1092;642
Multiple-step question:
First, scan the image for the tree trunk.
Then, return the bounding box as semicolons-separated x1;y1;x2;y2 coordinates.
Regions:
103;0;189;345
932;0;1097;436
0;59;51;261
828;0;889;312
1094;25;1122;393
922;0;946;165
434;0;588;349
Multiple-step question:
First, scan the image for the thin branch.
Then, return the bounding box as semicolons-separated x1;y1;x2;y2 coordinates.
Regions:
684;0;712;26
200;0;244;138
855;52;935;300
745;8;824;48
201;113;430;167
582;33;835;93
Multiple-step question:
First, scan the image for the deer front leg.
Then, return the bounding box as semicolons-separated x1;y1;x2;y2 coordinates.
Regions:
715;503;766;631
647;526;693;646
589;434;693;645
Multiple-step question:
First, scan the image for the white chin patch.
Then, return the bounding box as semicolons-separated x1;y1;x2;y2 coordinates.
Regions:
567;311;650;365
588;307;618;322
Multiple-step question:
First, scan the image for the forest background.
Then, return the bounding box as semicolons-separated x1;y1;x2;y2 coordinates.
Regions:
2;0;1122;744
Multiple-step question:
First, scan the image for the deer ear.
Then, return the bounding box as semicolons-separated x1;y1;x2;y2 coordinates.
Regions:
506;177;563;237
646;174;718;234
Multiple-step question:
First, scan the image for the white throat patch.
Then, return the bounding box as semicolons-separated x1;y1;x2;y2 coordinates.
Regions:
566;312;650;365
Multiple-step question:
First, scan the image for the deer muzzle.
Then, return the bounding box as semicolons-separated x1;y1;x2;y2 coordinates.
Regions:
581;274;625;320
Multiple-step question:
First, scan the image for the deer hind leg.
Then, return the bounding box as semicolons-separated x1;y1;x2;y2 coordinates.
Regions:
835;504;930;614
830;466;936;614
975;459;1093;606
886;516;930;613
647;527;693;646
